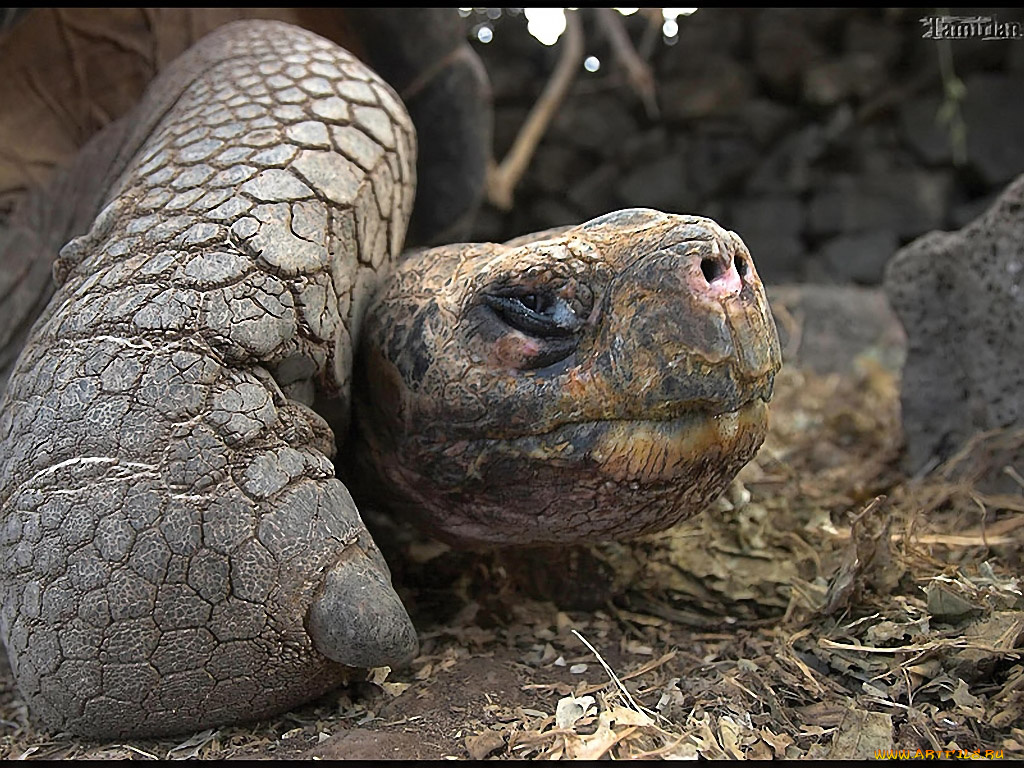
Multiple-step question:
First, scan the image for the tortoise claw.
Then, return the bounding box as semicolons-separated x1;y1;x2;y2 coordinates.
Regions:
307;546;418;669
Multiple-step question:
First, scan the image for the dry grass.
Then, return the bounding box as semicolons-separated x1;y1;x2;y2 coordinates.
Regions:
1;354;1022;759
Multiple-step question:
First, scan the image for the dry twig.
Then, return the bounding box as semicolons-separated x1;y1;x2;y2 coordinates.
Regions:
486;9;583;211
571;629;651;718
595;8;659;118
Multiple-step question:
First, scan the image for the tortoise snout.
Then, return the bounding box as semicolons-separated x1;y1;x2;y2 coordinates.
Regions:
588;224;780;413
654;219;761;302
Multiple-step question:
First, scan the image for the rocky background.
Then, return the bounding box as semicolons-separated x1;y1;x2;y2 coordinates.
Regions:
466;7;1024;285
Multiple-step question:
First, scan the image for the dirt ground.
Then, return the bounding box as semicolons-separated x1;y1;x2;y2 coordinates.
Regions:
1;288;1023;760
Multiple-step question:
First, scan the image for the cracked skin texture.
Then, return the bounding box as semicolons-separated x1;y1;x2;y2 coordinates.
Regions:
0;21;781;739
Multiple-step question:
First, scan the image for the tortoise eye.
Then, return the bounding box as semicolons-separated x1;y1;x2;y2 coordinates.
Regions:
483;292;582;339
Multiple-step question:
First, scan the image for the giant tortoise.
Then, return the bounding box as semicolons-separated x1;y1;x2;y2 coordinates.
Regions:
0;14;781;738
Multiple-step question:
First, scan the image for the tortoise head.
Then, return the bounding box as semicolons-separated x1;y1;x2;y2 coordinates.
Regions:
351;208;782;546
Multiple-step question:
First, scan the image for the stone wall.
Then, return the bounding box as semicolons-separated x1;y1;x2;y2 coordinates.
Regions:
467;8;1024;284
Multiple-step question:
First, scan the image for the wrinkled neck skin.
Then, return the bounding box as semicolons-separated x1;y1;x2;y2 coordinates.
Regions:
351;208;782;547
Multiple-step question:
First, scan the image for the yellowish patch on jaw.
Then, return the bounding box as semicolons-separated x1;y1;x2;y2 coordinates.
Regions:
587;400;768;482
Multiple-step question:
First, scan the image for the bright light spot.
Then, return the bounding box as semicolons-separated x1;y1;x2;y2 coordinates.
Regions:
457;7;472;17
584;55;601;72
525;7;567;46
661;8;696;39
476;24;494;43
662;8;698;20
614;7;639;15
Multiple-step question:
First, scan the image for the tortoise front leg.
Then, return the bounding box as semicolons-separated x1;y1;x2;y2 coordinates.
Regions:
0;20;417;738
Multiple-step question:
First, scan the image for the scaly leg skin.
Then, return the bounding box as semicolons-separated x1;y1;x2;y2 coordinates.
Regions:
0;21;418;739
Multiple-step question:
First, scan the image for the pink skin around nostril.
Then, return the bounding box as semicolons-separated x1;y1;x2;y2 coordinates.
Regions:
708;260;742;297
689;257;743;299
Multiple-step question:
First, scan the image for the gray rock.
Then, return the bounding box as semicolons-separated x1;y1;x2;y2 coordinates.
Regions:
899;95;953;167
752;10;826;97
614;153;692;213
852;123;917;177
736;99;798;148
660;55;755;122
1011;32;1024;71
747;127;824;194
844;14;904;68
807;171;951;239
620;127;671;165
802;53;886;106
736;233;806;283
553;93;638;156
690;198;727;224
479;43;537;101
684;124;760;199
816;230;899;285
531;144;588;195
731;195;803;237
469;205;509;243
659;8;746;72
525;197;581;231
884;173;1024;473
568;164;620;216
795;8;848;35
963;74;1024;188
728;195;806;281
949;192;998;230
767;284;905;374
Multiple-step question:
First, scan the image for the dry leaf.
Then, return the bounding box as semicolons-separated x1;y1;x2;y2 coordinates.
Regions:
607;706;653;728
555;694;595;730
465;730;505;760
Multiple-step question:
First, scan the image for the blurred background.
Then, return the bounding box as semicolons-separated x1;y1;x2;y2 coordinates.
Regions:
2;7;1023;286
466;7;1024;284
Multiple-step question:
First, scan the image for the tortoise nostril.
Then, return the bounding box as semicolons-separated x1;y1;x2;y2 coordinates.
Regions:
735;253;748;278
700;257;723;283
